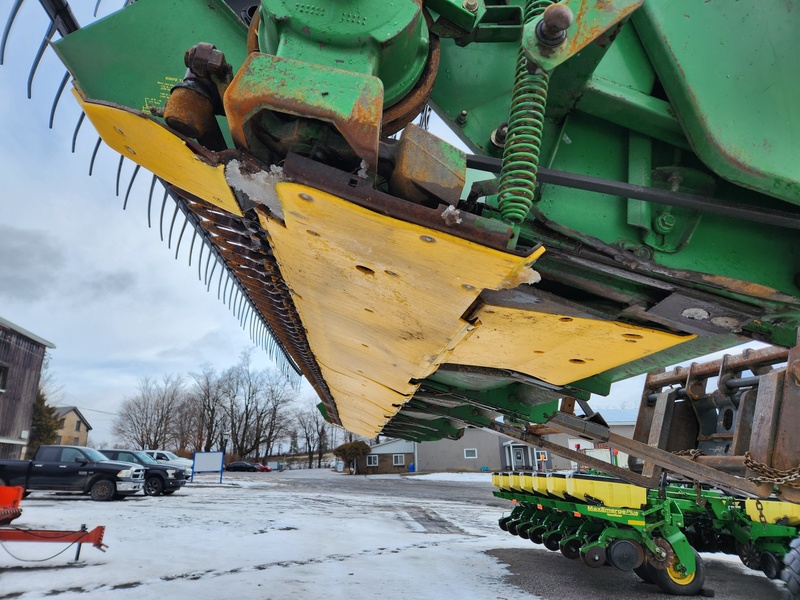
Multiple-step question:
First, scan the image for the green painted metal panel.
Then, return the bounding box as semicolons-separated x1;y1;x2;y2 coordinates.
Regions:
53;0;249;112
633;1;800;205
257;0;429;107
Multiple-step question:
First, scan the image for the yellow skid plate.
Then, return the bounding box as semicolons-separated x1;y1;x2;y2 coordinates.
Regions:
74;89;242;217
447;304;693;386
260;182;543;436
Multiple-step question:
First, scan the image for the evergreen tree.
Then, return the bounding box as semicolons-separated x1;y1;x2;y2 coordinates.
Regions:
29;389;60;450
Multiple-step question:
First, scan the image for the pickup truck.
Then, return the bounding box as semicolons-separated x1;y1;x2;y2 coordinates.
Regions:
0;445;144;501
98;449;187;496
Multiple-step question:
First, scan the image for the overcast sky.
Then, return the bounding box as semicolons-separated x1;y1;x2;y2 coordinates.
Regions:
0;2;290;445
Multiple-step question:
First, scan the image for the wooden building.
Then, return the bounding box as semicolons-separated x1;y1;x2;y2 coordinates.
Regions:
53;407;92;447
0;317;55;459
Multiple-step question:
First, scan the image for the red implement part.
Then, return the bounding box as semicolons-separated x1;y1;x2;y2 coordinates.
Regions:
0;526;107;552
0;486;23;525
0;486;108;558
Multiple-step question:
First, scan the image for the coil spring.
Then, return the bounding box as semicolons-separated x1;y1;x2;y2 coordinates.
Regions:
497;0;553;225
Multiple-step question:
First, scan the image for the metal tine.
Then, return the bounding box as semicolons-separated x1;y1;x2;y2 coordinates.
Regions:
227;276;236;309
230;278;238;310
222;272;231;305
0;0;25;66
206;255;218;292
166;200;179;248
93;0;102;17
28;20;58;99
71;112;85;153
115;154;124;196
158;187;168;241
216;261;224;299
187;227;198;267
88;137;101;175
146;174;157;228
203;244;213;284
123;164;140;210
174;213;189;260
236;289;244;322
246;305;255;337
237;287;246;320
241;290;250;322
49;71;69;128
230;285;239;316
196;237;205;280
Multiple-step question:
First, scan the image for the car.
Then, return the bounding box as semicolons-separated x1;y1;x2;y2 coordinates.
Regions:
225;461;260;472
99;449;188;496
257;464;272;472
143;450;194;471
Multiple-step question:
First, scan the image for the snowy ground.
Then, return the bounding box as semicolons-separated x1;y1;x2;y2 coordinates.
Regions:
0;470;789;599
0;470;533;600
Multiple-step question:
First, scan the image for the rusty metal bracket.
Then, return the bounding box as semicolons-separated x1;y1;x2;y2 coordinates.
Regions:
547;411;770;496
224;53;383;172
522;0;643;72
486;420;660;487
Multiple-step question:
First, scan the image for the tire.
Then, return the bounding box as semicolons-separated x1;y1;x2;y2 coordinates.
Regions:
782;537;800;599
162;490;176;495
144;476;164;496
499;516;513;532
560;539;581;560
89;479;115;502
653;549;705;596
529;526;546;545
633;563;655;584
544;533;562;552
761;552;782;580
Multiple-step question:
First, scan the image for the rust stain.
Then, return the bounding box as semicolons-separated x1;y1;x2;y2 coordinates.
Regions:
700;274;794;302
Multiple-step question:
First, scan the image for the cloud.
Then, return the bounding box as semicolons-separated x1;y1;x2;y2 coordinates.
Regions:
80;269;138;297
0;224;66;300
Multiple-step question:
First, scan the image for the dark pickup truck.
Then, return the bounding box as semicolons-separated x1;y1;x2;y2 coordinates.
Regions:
0;445;145;501
98;449;187;496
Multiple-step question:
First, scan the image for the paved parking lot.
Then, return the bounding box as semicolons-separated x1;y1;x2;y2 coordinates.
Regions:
0;470;788;599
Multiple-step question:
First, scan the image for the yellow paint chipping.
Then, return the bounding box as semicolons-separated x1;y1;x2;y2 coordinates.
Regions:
73;89;242;216
447;305;693;386
260;183;543;436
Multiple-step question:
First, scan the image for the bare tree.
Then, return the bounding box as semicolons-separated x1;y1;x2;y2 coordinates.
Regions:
294;400;328;469
220;349;296;459
112;375;186;449
253;369;294;460
188;363;226;452
172;394;201;452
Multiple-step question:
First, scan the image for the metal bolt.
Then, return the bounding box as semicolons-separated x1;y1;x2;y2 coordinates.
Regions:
536;4;573;47
462;0;479;13
490;122;508;148
654;212;676;233
668;171;683;193
456;110;468;126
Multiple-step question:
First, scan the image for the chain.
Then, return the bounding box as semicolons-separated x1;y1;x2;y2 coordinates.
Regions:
755;498;768;532
693;481;707;507
672;449;704;461
744;451;800;488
